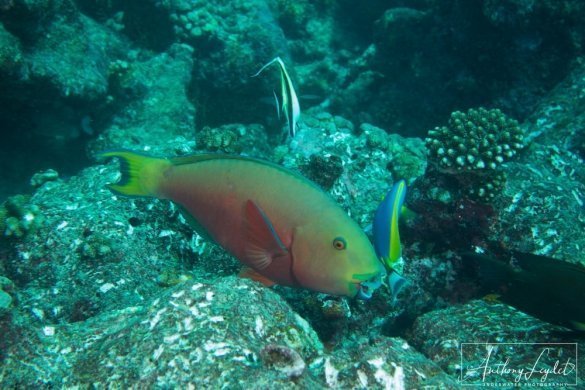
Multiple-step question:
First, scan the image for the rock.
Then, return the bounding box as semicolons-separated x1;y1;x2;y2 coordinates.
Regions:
0;275;461;388
0;277;325;387
89;43;196;155
490;62;585;263
320;337;458;388
0;289;12;314
0;276;14;292
30;169;59;188
409;300;585;385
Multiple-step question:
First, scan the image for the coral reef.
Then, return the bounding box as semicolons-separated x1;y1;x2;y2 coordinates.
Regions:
489;62;585;263
165;0;285;88
426;108;524;172
155;0;290;127
0;1;584;387
332;1;584;136
0;195;43;239
299;154;343;190
0;22;22;75
195;125;241;154
195;123;272;157
275;111;426;229
0;277;455;387
1;0;584;198
0;0;127;198
422;107;524;203
0;275;14;316
29;169;59;189
90;43;196;155
409;299;585;384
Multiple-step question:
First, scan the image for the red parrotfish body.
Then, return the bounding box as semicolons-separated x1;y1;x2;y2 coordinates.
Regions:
101;151;385;298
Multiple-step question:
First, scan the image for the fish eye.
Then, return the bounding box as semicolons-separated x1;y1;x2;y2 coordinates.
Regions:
332;237;347;250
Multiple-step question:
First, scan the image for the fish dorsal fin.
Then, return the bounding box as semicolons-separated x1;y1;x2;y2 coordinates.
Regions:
244;200;288;270
513;250;585;275
168;153;326;195
239;266;276;287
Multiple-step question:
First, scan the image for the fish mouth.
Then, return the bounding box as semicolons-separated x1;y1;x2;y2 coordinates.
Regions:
354;270;386;300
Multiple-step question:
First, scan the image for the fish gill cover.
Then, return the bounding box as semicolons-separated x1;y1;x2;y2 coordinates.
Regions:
0;0;584;387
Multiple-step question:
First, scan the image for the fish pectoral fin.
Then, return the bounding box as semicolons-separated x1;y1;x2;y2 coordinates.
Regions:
388;271;409;298
244;200;288;270
239;266;276;287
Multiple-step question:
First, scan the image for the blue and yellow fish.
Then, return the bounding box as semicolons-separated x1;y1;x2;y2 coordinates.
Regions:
373;180;409;297
373;180;407;269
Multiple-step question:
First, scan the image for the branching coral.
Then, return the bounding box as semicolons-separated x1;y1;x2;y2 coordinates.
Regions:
425;108;525;201
196;125;241;153
426;108;524;172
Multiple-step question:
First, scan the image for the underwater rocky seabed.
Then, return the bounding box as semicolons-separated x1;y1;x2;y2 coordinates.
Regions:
0;0;584;388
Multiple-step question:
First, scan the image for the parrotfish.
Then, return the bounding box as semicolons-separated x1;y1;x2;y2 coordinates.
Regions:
464;251;585;332
101;151;385;299
252;57;300;137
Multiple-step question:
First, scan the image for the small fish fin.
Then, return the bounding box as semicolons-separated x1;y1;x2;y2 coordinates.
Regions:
381;256;401;271
251;57;281;77
239;266;276;287
388;271;409;298
512;250;585;275
100;150;171;197
400;206;416;222
244;200;288;270
169;154;222;166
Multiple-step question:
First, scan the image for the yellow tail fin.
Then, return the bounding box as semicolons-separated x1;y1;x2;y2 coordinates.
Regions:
100;150;171;197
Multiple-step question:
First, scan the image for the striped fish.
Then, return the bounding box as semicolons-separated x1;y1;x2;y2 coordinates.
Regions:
253;57;301;138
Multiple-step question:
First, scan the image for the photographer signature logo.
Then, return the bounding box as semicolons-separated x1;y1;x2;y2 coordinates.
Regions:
460;343;578;386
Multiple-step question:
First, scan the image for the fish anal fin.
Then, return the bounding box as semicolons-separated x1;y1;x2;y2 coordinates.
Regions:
239;266;276;287
244;200;288;270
